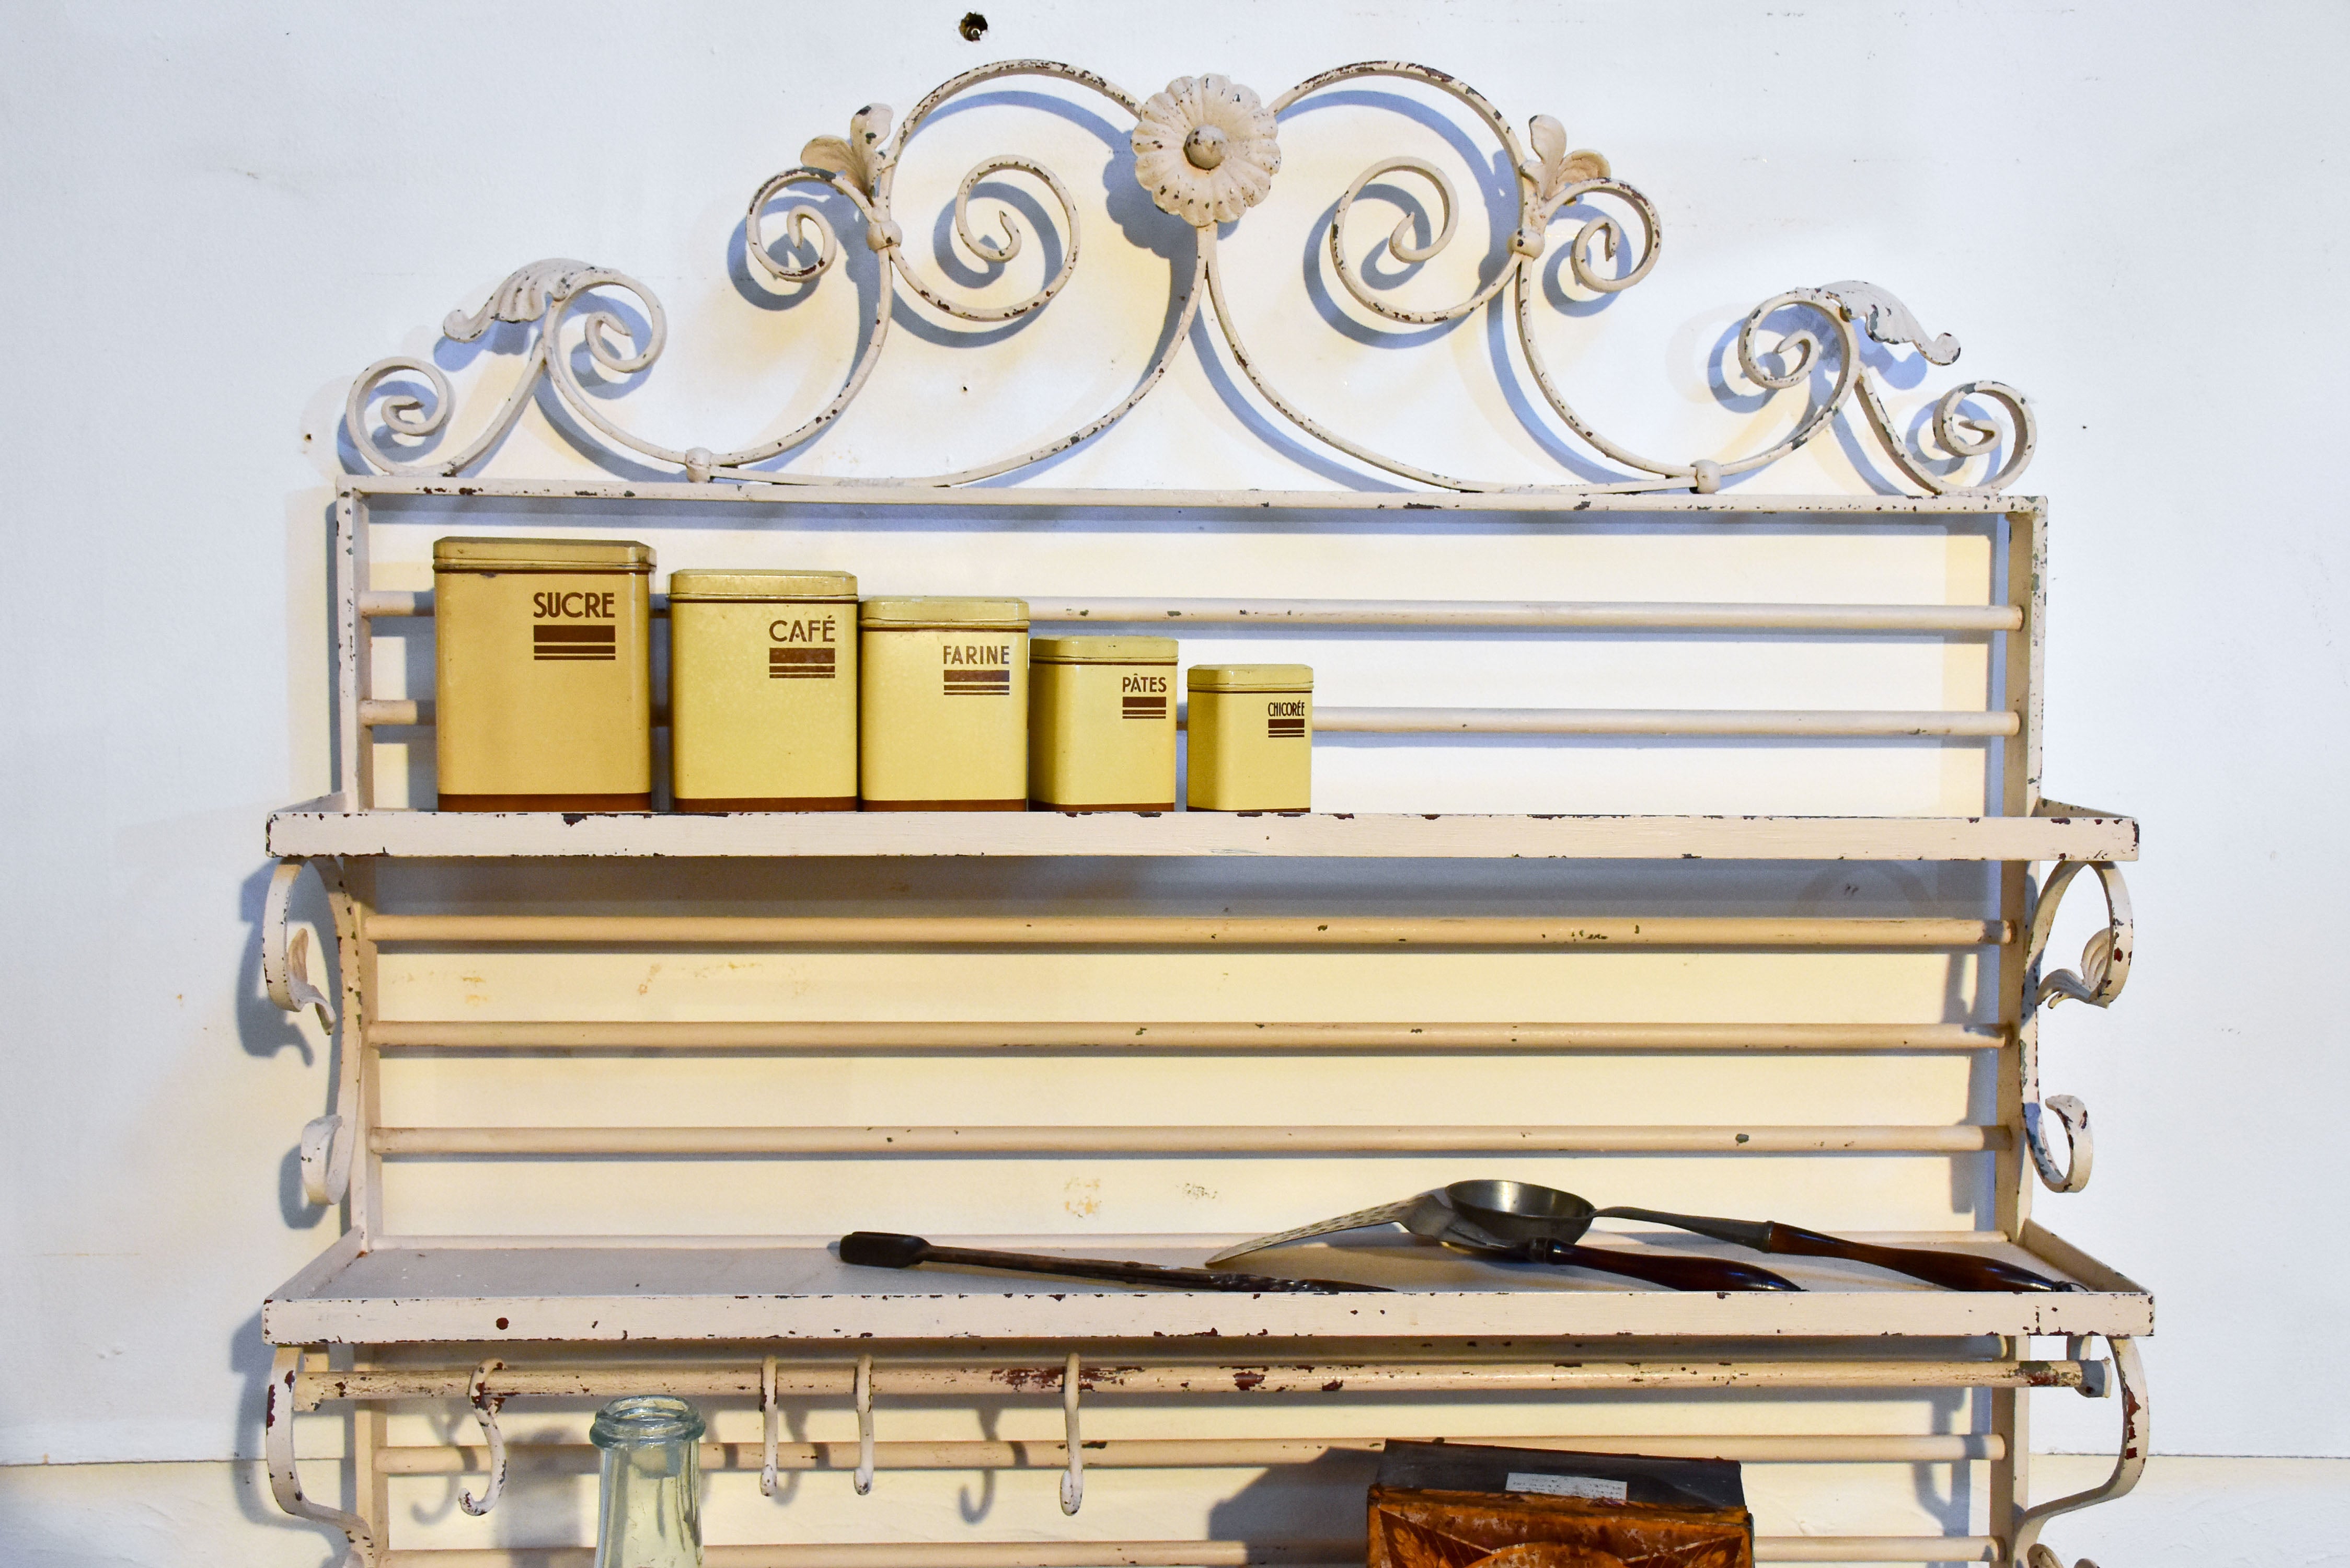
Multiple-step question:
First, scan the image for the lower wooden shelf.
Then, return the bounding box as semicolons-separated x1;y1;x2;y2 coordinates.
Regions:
266;1225;2149;1346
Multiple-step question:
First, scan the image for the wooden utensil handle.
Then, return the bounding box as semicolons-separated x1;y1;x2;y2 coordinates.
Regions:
1529;1240;1800;1292
1764;1224;2070;1292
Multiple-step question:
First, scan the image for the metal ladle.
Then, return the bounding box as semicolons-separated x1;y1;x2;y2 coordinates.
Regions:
1208;1187;1800;1292
1212;1180;2070;1293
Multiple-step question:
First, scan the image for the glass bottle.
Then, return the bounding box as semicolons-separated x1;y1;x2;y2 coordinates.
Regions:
590;1396;705;1568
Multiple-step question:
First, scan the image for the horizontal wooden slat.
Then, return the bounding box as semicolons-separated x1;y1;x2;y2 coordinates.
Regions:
358;698;2017;739
375;1538;2001;1566
359;590;2019;632
363;915;2007;947
370;1124;2007;1156
370;1431;2008;1474
1316;707;2018;737
351;477;2032;514
366;1020;2006;1052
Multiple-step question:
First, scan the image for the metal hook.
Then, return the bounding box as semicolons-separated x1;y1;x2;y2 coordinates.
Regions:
853;1354;875;1495
458;1359;508;1516
1059;1350;1084;1516
761;1354;781;1497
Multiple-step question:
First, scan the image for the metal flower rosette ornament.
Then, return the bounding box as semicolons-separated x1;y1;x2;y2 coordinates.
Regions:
344;59;2036;496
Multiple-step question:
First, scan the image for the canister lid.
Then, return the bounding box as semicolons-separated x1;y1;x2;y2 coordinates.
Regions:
1032;635;1178;664
668;569;858;602
860;596;1029;630
1188;663;1314;693
433;536;655;573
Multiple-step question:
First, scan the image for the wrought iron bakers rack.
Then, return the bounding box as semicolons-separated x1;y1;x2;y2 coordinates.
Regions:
261;60;2147;1568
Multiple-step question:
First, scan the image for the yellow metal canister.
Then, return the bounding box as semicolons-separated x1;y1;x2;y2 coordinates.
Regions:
1029;636;1179;811
432;536;655;811
1185;664;1312;812
669;569;859;812
859;597;1030;810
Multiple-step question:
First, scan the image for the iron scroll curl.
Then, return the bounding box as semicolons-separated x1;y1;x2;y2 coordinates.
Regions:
342;59;2036;497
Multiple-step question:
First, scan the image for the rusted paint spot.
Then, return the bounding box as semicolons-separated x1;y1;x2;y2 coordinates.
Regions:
1232;1369;1266;1390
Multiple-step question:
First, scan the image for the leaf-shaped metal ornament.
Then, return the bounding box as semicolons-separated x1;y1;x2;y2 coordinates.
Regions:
1524;116;1611;202
1824;279;1962;366
803;102;894;193
442;258;601;342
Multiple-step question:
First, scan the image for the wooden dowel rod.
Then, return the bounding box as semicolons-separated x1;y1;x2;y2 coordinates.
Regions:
359;698;425;727
364;915;2007;948
356;697;2016;739
357;590;2020;632
1756;1543;1997;1564
307;1359;2075;1403
379;1538;2000;1566
1315;708;2018;737
370;1124;2007;1156
1038;599;2023;632
385;1547;1355;1568
365;1020;2005;1052
372;1432;2007;1475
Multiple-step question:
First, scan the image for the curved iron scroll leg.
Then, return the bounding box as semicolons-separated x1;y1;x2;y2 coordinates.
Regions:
2012;1334;2147;1565
2020;861;2133;1193
266;1346;377;1566
267;858;360;1207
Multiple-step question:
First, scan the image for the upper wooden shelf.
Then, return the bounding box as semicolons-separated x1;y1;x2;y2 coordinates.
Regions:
266;805;2136;862
263;1223;2148;1346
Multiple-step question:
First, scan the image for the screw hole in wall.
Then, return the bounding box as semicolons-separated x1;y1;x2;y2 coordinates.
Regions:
959;12;988;41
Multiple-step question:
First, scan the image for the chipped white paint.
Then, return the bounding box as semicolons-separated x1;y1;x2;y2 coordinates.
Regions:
342;63;2033;498
267;58;2148;1568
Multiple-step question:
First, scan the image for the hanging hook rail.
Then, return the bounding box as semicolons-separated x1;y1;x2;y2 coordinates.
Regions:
292;1354;2100;1405
457;1361;508;1516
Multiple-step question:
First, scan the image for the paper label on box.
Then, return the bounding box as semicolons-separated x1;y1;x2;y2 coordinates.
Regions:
1504;1472;1629;1502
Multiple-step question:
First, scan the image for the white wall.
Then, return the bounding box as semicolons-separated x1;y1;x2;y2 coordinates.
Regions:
3;0;2344;1555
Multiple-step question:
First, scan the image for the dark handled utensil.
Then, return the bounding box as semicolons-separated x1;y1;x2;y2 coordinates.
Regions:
1443;1180;2071;1293
1205;1192;1799;1292
1495;1235;1801;1292
838;1231;1390;1294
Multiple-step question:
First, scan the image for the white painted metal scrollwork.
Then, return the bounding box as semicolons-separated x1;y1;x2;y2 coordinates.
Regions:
263;859;337;1031
342;59;2034;497
267;1346;378;1567
266;859;360;1207
2012;1333;2146;1566
2020;861;2134;1193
